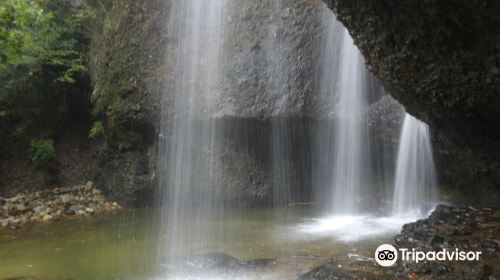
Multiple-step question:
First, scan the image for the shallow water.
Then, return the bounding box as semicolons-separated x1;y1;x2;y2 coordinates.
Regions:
0;207;409;280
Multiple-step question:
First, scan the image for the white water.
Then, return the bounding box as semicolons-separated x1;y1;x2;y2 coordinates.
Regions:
157;0;229;275
314;9;372;214
299;112;438;243
330;28;371;214
392;113;438;216
294;213;419;242
301;7;439;242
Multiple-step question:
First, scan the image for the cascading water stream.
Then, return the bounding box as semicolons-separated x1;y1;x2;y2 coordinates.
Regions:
313;7;372;214
268;0;293;208
330;28;371;214
155;1;439;278
299;4;437;242
157;0;229;276
392;113;438;216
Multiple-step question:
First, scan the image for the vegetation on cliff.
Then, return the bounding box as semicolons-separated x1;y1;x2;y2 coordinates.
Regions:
0;0;91;161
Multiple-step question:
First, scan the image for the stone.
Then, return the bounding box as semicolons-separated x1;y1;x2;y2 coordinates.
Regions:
0;184;120;228
60;194;74;204
0;219;8;227
42;214;53;221
65;205;76;215
33;206;44;214
16;204;27;212
3;203;12;211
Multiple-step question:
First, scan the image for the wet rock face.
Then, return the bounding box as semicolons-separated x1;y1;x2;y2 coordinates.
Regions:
89;0;326;141
85;0;167;206
156;117;313;207
221;0;323;117
367;95;405;183
323;0;500;175
89;0;165;150
432;131;500;206
87;0;499;205
86;0;327;206
87;142;157;207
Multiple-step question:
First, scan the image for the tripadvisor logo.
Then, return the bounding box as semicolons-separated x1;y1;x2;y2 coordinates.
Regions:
375;244;398;267
374;244;482;267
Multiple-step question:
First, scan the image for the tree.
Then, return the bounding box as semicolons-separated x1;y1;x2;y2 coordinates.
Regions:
0;0;91;159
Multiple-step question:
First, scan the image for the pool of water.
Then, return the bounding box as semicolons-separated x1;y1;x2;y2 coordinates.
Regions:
0;207;413;279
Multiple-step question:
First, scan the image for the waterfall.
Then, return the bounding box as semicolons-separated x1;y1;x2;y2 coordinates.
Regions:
330;29;371;214
155;1;439;275
314;8;372;214
392;113;438;216
302;6;438;241
268;0;293;208
157;0;229;274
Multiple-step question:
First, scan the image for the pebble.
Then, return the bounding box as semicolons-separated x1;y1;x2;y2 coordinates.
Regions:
0;182;121;228
1;219;8;227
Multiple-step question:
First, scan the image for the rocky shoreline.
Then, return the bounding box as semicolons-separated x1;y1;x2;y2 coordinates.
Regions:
301;205;500;280
0;182;121;229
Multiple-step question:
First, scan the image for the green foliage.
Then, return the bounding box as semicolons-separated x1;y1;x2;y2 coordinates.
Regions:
0;0;92;157
29;138;55;167
89;120;104;139
0;0;88;81
0;0;53;69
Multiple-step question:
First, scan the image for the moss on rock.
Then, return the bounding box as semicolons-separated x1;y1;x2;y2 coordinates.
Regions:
88;0;166;149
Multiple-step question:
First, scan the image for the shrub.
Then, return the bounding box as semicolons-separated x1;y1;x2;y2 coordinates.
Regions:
89;121;104;139
29;138;55;167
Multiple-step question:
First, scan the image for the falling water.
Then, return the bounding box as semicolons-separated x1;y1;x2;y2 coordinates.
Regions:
302;6;426;241
313;6;376;214
155;1;438;277
157;0;229;276
392;113;438;216
268;0;293;208
330;29;371;214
